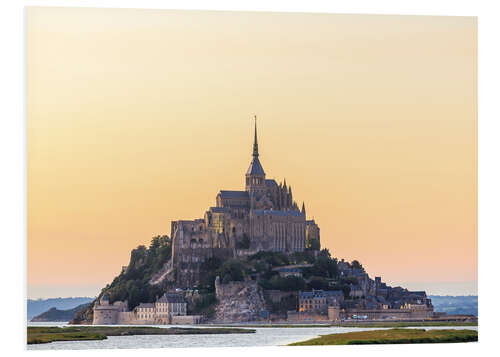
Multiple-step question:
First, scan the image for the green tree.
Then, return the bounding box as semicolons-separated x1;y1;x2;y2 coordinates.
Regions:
218;259;247;282
199;257;223;291
308;276;330;290
267;275;306;291
351;260;364;271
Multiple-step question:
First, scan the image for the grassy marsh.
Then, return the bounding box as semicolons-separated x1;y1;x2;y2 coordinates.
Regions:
27;326;255;344
288;328;478;345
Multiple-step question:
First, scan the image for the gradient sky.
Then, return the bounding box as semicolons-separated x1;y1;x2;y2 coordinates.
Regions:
27;7;477;298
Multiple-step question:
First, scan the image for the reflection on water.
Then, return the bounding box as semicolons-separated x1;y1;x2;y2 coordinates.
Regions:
27;322;478;350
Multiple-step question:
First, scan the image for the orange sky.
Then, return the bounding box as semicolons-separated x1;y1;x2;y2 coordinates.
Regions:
27;7;477;298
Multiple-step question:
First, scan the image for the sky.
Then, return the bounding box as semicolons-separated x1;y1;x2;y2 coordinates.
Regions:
27;7;477;298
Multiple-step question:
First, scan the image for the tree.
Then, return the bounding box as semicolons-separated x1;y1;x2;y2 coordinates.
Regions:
351;260;364;271
267;275;306;291
101;235;173;310
342;275;358;285
308;255;339;279
308;276;330;290
248;251;289;267
199;257;223;291
218;259;247;282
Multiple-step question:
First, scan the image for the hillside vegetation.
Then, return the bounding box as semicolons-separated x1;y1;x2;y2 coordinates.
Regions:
72;233;354;323
72;235;173;323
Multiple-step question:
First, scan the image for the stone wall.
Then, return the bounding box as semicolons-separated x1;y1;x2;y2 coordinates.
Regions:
328;306;341;321
173;247;233;288
287;311;329;322
342;308;433;320
214;276;267;322
264;290;298;304
171;315;202;324
93;306;119;325
117;311;135;324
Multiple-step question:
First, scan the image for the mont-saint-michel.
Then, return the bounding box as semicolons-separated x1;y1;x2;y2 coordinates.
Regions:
66;119;472;327
26;8;477;350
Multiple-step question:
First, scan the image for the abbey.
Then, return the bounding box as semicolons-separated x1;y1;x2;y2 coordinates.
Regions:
170;118;320;287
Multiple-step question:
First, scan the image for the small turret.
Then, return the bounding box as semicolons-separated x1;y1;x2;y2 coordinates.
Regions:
301;202;306;216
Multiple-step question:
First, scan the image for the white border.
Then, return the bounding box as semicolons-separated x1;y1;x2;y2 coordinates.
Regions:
2;0;498;356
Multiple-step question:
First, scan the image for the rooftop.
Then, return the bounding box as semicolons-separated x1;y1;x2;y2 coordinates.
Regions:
246;156;265;176
219;190;249;199
136;303;154;309
265;179;278;187
299;290;344;299
209;206;230;213
157;293;185;304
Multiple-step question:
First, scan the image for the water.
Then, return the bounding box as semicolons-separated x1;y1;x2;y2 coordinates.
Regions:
27;322;478;350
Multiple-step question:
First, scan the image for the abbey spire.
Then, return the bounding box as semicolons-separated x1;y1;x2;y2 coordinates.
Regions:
246;115;266;192
253;115;259;158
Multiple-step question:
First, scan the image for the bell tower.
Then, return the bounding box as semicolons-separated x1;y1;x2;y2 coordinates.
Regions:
245;116;266;194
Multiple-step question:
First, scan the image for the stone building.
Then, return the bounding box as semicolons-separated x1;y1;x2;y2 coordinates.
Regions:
134;293;188;324
298;290;344;314
92;294;129;325
170;118;320;287
305;219;320;248
92;292;200;325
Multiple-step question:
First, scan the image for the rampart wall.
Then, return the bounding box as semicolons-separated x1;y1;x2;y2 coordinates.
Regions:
342;308;433;320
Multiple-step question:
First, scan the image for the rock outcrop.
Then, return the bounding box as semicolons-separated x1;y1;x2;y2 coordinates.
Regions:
213;276;267;322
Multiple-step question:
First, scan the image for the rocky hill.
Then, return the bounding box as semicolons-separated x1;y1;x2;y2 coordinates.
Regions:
71;234;342;324
27;297;93;321
430;295;478;316
72;232;418;324
31;303;90;322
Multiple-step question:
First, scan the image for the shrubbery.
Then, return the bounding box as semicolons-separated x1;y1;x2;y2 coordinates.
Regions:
218;259;248;283
103;235;173;310
248;251;290;267
259;275;306;291
189;293;217;318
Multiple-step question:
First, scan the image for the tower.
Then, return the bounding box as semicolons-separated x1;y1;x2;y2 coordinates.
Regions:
245;116;266;195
